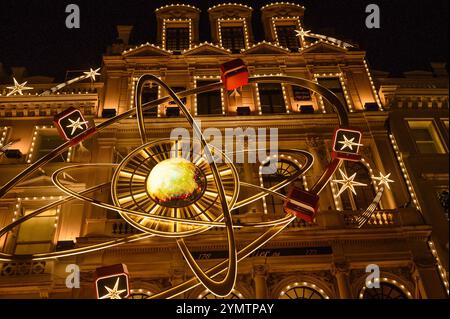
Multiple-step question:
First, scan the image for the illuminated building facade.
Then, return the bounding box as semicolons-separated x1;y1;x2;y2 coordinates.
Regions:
0;3;448;299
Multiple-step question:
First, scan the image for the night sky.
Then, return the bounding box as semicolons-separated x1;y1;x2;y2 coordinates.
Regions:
0;0;448;81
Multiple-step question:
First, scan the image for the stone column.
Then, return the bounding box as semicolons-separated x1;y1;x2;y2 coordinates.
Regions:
253;265;268;299
332;262;353;299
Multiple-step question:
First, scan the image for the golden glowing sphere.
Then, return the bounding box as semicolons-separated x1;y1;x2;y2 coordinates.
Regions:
146;157;206;207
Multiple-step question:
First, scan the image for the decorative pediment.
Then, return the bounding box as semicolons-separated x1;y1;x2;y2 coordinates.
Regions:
300;40;348;54
182;43;231;56
241;42;290;55
122;44;172;57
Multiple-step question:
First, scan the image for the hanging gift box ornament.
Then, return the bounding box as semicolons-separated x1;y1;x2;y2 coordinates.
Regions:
95;264;130;299
283;187;319;222
220;58;249;91
331;128;363;162
53;107;96;146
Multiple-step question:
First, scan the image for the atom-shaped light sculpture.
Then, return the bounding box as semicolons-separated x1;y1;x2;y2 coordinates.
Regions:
0;63;393;298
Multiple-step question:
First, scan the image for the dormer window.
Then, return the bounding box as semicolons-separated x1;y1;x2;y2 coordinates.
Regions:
275;25;300;51
218;18;249;52
221;26;245;52
162;19;192;52
166;27;190;51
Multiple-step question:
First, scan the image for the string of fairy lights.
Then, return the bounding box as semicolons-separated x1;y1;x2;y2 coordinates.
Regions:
279;282;330;299
389;134;421;211
313;73;354;113
358;277;413;299
218;18;250;50
193;75;225;116
428;240;449;295
0;127;9;148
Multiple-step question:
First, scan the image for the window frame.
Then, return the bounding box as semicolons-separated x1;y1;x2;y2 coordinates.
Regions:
194;78;225;116
271;17;302;51
257;83;287;114
162;19;192;51
407;120;447;154
218;18;249;50
28;128;70;163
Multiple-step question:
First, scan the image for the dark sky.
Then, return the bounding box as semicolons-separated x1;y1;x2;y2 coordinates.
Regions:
0;0;448;81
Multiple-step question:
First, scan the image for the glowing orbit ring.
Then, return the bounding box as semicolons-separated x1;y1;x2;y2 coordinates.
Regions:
0;75;349;298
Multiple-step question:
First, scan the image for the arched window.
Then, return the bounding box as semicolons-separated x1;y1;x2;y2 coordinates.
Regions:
278;282;329;299
261;159;303;215
339;161;375;211
198;289;243;299
359;278;412;299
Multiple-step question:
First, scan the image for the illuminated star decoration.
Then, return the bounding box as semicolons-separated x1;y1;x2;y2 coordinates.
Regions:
6;78;33;96
373;172;394;190
295;29;311;38
338;135;363;151
99;277;127;299
333;168;367;196
83;68;101;81
66;117;88;136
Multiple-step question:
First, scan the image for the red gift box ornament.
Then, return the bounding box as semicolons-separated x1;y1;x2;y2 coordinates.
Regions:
283;187;319;222
220;58;249;91
95;264;130;299
53;107;96;146
331;128;363;162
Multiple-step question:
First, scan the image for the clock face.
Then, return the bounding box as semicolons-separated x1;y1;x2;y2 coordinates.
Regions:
333;128;362;155
56;109;89;140
95;273;130;299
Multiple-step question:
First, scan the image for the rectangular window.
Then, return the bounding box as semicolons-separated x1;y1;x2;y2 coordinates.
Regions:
196;81;222;115
166;27;190;51
141;85;158;117
317;77;348;111
221;26;245;52
408;121;446;154
36;132;69;162
259;83;286;114
276;25;300;51
292;86;311;101
15;209;56;254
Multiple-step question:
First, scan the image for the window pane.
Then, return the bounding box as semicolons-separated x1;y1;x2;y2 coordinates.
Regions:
197;81;222;115
317;78;348;112
15;209;56;254
276;25;300;51
166;27;189;51
408;121;445;154
221;27;245;52
142;85;158;117
259;83;286;114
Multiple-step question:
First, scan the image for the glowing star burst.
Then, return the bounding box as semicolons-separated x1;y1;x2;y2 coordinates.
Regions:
333;168;367;197
99;278;127;299
295;29;311;38
373;172;394;190
66;117;88;135
6;78;33;96
83;68;101;81
338;135;363;151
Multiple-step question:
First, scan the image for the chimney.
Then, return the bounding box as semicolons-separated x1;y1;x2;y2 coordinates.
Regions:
431;62;448;77
11;66;27;82
117;25;133;45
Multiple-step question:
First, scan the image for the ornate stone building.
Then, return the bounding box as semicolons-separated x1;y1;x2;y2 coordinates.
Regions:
0;3;448;299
